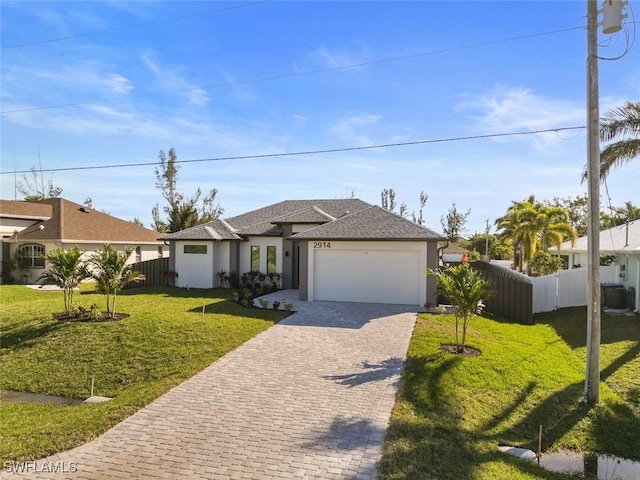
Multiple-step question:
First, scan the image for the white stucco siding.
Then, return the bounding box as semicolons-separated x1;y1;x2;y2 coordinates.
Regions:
5;241;164;284
308;241;427;306
174;241;215;289
239;237;283;274
72;243;165;263
216;241;231;286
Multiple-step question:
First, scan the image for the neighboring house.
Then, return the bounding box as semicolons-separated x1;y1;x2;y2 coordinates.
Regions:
441;243;466;264
0;198;168;284
162;199;446;306
557;220;640;312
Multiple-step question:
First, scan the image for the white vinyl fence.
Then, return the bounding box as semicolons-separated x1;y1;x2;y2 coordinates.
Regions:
531;266;618;313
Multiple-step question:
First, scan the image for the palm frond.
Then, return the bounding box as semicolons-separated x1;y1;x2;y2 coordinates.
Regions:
600;138;640;179
600;101;640;142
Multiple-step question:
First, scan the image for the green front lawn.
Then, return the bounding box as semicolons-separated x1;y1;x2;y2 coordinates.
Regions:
0;284;288;463
379;307;640;480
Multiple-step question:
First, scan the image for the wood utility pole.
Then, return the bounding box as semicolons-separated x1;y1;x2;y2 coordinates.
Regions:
585;0;601;405
485;219;490;257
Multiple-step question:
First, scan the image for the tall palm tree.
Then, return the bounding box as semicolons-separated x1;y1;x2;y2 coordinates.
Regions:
582;101;640;181
496;197;577;274
495;195;536;272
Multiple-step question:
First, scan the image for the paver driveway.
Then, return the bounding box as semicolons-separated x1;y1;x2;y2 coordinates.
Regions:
3;295;417;480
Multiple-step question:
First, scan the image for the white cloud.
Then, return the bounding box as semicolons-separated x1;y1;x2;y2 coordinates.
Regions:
292;114;308;127
138;51;210;106
330;113;382;145
140;54;161;75
1;61;134;100
105;74;134;95
455;86;585;150
304;43;370;72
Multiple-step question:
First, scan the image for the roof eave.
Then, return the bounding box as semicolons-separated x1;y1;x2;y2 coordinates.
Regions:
288;236;444;241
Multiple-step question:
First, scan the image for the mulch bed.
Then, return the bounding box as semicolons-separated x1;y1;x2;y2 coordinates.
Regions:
53;312;129;322
440;343;482;357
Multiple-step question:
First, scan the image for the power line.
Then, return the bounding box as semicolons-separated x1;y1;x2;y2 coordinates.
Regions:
1;1;271;50
0;126;586;175
0;25;584;115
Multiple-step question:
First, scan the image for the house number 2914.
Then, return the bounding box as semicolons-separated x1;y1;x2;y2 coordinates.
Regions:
313;242;331;249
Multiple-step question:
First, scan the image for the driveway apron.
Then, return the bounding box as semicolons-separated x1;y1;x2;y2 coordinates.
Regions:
4;300;417;480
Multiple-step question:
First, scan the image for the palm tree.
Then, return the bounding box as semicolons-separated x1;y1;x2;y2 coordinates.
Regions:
496;197;577;274
38;247;90;315
601;200;640;229
582;101;640;181
429;263;491;353
495;195;536;272
517;203;576;251
90;244;144;318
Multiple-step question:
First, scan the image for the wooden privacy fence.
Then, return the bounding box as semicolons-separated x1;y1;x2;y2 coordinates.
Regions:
472;261;533;325
124;257;172;289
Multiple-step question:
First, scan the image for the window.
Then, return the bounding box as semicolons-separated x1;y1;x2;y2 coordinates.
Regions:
251;246;260;271
184;245;207;254
267;246;277;274
135;246;141;263
19;244;45;268
157;246;163;258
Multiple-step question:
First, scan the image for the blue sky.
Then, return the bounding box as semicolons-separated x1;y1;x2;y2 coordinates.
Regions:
1;1;639;235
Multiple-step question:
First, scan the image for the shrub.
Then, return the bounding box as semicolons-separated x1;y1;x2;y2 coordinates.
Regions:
233;271;283;307
529;250;564;276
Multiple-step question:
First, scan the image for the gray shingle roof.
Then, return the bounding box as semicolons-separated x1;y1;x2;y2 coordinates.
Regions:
226;199;370;236
161;219;241;241
272;206;336;224
290;206;446;241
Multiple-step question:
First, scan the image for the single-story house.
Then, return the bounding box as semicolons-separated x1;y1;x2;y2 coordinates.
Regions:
557;219;640;312
441;243;467;264
0;198;168;284
162;199;446;306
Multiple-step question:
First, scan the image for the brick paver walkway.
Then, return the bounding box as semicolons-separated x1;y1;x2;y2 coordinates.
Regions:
3;296;417;480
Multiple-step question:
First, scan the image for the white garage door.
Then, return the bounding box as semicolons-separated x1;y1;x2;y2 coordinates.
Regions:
313;248;421;305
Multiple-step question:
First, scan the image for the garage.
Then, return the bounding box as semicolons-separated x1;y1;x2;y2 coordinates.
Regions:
311;242;426;305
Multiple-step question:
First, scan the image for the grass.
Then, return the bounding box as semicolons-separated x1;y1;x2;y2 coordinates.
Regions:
0;284;288;463
378;307;640;480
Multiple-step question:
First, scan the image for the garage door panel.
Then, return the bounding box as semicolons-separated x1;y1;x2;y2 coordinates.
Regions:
313;249;420;304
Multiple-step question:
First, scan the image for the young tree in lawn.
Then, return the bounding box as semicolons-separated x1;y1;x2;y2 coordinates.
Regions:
38;247;90;315
428;263;491;353
90;244;144;318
